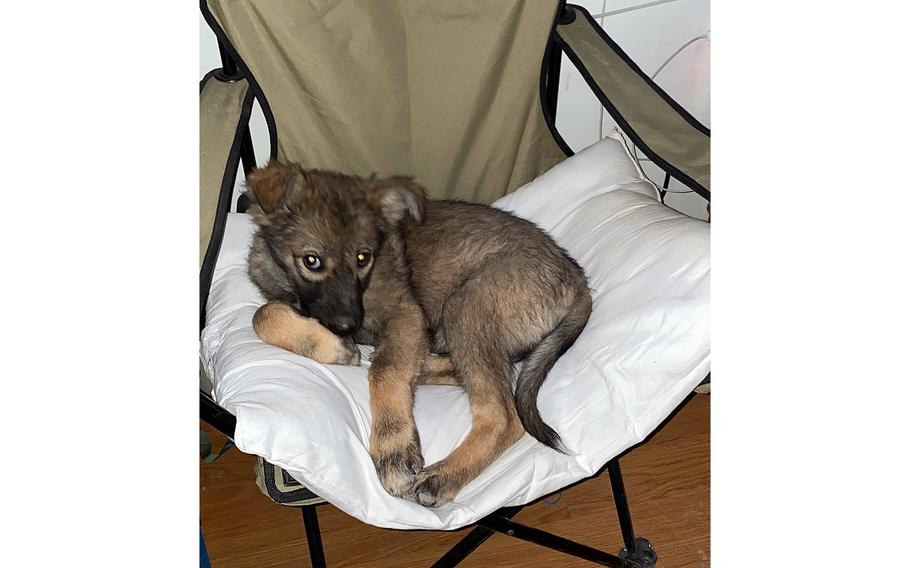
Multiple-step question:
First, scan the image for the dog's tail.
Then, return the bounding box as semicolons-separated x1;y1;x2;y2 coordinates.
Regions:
514;289;592;453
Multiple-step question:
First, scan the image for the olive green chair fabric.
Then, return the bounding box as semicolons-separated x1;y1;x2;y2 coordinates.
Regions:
199;74;252;266
204;0;567;203
556;6;710;196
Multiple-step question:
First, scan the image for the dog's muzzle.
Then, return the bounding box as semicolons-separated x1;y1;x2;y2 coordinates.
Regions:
327;315;359;336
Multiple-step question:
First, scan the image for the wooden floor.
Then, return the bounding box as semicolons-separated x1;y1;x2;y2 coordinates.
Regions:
201;394;709;568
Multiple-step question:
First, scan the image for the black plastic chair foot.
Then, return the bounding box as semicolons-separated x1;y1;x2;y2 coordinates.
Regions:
618;537;657;568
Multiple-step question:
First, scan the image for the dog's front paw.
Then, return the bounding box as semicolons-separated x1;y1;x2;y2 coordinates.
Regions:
411;465;460;508
337;336;361;366
312;332;360;366
371;431;423;497
253;302;361;365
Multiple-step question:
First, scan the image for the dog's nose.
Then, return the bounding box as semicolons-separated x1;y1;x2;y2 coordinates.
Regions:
330;316;357;336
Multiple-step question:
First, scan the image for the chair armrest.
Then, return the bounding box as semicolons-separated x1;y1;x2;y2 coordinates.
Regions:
555;4;710;199
200;72;253;267
199;73;255;335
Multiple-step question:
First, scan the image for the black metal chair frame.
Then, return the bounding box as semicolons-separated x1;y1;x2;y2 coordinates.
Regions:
200;3;709;566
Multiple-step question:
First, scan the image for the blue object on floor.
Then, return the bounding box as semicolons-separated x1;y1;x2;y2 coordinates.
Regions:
200;526;212;568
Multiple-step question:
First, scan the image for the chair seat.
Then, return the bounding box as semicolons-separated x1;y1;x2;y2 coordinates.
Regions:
201;131;710;530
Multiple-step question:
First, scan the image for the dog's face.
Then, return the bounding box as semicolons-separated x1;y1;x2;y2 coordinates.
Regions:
246;162;425;336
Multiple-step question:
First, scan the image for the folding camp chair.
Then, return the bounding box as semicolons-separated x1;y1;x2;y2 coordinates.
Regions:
200;1;709;566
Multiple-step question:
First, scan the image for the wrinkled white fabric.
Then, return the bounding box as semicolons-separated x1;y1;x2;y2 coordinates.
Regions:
201;131;710;530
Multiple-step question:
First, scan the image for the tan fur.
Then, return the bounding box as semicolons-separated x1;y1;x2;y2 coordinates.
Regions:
412;382;524;506
366;301;428;496
252;301;360;365
254;302;455;385
416;355;459;386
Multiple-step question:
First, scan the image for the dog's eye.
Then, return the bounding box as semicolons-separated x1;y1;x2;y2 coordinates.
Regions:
301;254;323;271
356;250;372;268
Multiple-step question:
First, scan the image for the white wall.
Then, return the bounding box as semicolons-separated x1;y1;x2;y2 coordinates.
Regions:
200;0;710;218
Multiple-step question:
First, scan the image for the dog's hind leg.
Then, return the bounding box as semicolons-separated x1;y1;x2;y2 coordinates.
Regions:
410;287;524;507
411;349;523;507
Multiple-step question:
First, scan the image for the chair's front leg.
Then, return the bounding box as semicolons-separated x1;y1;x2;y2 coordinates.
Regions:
608;459;657;567
368;303;429;497
300;505;327;568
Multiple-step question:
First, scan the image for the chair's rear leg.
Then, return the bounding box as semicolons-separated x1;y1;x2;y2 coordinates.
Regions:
430;506;525;568
607;459;657;567
429;526;495;568
301;504;327;568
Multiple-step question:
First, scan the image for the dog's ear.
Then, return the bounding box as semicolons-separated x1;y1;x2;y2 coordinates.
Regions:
246;161;307;213
368;176;427;224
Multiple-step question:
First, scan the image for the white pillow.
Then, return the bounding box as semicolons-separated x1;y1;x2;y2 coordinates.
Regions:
201;130;710;530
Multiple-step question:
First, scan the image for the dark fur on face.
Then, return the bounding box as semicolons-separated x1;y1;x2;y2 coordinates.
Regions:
245;162;425;336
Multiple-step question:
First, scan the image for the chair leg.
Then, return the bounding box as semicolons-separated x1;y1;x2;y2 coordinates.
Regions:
476;514;626;567
429;526;495;568
301;504;327;568
607;459;657;567
430;505;524;567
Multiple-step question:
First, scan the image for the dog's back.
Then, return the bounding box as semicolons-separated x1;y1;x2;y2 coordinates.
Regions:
402;200;592;452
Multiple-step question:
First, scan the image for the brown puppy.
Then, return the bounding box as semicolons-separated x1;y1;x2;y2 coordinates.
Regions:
245;163;591;507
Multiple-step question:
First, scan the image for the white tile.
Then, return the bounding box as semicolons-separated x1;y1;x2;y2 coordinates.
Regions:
200;15;221;79
663;183;710;221
639;157;667;184
599;0;679;17
651;37;710;127
601;0;709;80
639;155;709;221
570;0;608;16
